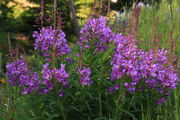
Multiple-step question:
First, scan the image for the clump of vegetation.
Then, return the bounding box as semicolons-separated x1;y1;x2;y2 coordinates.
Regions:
0;0;180;120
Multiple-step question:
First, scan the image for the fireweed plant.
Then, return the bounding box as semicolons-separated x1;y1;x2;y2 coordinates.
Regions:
33;27;71;61
110;33;179;105
6;16;179;119
6;58;40;95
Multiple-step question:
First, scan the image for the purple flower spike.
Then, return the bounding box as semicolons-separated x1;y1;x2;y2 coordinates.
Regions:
79;16;115;53
110;32;179;101
79;67;92;86
54;64;69;86
42;63;54;92
33;27;70;60
42;63;69;94
6;57;40;95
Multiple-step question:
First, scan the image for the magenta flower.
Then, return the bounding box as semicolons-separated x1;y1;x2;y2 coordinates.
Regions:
6;57;40;94
54;64;69;87
33;27;70;60
79;67;92;86
108;86;114;93
79;16;115;53
42;63;69;95
110;33;179;103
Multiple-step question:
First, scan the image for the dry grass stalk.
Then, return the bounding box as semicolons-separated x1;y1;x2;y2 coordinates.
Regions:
168;24;179;66
155;34;162;51
53;0;57;30
126;6;141;45
150;17;158;49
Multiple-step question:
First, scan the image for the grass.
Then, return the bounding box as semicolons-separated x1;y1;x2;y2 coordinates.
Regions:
137;0;180;119
138;0;180;54
0;0;180;119
110;0;180;119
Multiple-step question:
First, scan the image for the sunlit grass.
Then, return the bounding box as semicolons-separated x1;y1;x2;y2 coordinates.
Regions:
138;0;180;54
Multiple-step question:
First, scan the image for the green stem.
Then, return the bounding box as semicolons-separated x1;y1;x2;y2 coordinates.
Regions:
60;100;66;120
114;91;122;119
169;1;173;21
99;93;102;117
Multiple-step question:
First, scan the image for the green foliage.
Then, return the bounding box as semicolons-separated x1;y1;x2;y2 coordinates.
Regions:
0;0;180;120
138;0;180;54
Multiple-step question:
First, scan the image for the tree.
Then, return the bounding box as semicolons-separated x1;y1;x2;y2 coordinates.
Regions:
68;0;80;38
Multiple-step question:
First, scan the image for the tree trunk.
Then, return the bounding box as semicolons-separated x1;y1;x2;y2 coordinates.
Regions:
69;0;80;38
7;32;11;52
40;0;44;28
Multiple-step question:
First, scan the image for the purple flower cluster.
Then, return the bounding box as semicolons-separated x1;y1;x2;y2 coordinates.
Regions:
42;63;69;96
6;58;40;94
111;33;179;104
6;57;69;96
54;64;69;87
111;34;141;93
79;67;92;86
78;16;115;52
108;84;119;93
138;49;179;90
41;63;54;93
33;27;70;61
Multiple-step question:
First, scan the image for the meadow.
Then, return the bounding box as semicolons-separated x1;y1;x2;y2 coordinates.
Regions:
0;0;179;120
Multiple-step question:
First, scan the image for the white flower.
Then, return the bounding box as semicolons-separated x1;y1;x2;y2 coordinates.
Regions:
111;0;117;3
